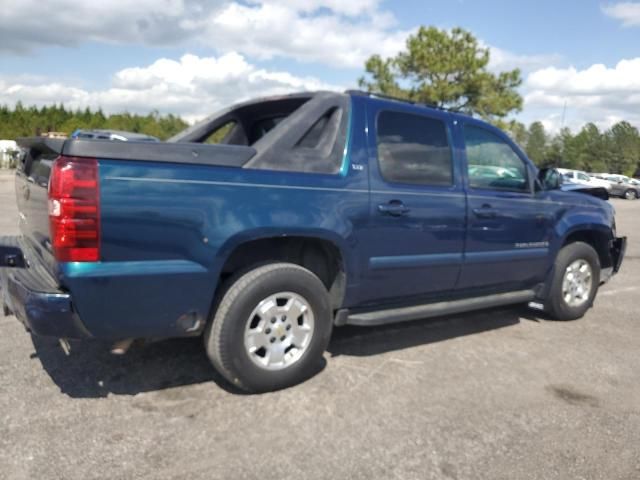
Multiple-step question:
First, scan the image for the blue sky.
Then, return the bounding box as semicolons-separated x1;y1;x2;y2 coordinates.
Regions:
1;0;639;132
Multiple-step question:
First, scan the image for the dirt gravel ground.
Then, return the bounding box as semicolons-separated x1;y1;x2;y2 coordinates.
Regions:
0;169;639;480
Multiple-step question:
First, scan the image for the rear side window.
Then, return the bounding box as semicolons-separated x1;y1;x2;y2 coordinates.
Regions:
464;125;529;192
376;111;453;186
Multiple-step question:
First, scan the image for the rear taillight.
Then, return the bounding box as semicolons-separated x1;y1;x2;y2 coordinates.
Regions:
48;156;100;262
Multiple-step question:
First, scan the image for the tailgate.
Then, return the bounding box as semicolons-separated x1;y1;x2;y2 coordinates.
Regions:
15;137;65;277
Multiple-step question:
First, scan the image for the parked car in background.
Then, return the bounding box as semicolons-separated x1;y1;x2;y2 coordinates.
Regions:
70;129;159;142
557;168;611;190
598;174;640;199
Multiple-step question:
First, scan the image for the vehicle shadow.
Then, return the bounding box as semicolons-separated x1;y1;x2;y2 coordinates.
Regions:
30;305;534;398
29;335;234;398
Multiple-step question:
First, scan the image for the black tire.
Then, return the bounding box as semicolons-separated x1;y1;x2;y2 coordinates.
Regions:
204;263;332;393
545;242;600;320
624;189;638;200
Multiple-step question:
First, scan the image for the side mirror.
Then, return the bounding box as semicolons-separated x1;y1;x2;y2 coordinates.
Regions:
537;168;563;190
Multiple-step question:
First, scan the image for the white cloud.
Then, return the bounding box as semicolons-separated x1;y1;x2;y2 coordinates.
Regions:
264;0;383;17
204;2;411;67
522;58;640;132
527;59;640;94
1;0;566;74
0;0;203;52
488;46;563;74
0;0;409;68
603;2;640;27
0;53;343;123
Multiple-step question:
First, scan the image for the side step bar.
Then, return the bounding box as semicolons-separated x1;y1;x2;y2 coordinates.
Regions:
343;290;536;327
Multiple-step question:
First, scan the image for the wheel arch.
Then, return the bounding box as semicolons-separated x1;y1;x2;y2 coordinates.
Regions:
560;226;614;270
215;229;350;310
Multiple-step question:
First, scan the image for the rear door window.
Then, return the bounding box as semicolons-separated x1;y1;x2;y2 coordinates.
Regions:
376;110;453;186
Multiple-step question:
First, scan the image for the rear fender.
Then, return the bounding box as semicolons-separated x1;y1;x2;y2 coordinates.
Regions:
215;227;354;279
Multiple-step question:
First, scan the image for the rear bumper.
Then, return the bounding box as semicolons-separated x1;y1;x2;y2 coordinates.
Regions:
0;236;91;339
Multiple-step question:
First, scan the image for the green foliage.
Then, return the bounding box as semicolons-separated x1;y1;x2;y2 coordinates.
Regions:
358;26;523;120
506;121;529;149
0;104;188;141
204;121;236;144
525;122;547;165
521;121;640;175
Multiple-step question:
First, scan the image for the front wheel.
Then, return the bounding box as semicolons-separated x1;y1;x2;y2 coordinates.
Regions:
204;263;332;393
545;242;600;320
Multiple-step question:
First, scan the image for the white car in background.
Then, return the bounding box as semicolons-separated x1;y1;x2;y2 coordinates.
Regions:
557;168;612;190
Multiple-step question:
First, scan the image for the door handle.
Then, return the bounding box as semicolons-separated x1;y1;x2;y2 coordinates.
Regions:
378;201;410;217
472;205;498;219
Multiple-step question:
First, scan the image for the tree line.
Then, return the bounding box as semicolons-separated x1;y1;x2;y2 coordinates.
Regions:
503;120;640;176
0;102;188;141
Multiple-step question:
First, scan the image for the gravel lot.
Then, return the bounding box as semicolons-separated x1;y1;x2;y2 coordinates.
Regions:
1;168;639;480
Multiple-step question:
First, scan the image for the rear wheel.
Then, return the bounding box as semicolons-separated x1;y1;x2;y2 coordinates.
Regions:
204;263;332;393
545;242;600;320
624;189;637;200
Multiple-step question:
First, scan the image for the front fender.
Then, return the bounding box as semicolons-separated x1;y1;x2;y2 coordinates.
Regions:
554;208;615;247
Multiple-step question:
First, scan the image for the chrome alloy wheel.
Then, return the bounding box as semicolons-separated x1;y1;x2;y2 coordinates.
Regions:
243;292;315;370
562;259;593;308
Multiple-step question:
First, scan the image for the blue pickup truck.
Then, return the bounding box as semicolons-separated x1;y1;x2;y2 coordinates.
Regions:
0;91;626;392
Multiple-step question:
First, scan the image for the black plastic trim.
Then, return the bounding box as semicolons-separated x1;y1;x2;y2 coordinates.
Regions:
63;140;256;167
17;137;256;168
